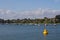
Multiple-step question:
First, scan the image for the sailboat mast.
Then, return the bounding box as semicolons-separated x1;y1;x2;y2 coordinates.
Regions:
44;17;48;28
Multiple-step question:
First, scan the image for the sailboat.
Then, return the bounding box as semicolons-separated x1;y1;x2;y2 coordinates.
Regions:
54;23;56;26
53;18;56;26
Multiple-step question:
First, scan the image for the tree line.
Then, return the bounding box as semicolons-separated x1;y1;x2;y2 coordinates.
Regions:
0;15;60;24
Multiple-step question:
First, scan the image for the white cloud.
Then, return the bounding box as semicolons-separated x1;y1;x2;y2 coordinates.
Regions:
0;8;60;19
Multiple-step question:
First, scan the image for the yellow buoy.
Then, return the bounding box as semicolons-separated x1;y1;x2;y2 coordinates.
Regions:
43;29;48;36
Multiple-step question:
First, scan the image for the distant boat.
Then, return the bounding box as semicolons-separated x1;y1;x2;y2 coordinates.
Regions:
45;24;47;26
34;24;37;25
44;23;48;26
54;23;56;26
38;24;40;26
53;18;56;26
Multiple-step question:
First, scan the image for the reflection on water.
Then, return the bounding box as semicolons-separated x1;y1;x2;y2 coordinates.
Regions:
0;24;59;40
43;29;48;40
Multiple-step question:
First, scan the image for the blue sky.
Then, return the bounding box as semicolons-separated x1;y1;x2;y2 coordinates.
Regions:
0;0;60;19
0;0;60;10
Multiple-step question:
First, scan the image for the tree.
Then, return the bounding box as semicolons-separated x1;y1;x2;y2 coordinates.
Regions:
55;15;60;23
55;15;60;19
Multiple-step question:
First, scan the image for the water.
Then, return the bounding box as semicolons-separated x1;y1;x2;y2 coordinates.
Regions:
0;24;60;40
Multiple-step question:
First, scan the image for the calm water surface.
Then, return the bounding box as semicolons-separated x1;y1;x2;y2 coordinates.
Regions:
0;24;60;40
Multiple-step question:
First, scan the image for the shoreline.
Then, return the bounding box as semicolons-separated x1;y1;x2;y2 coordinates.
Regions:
0;23;60;24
